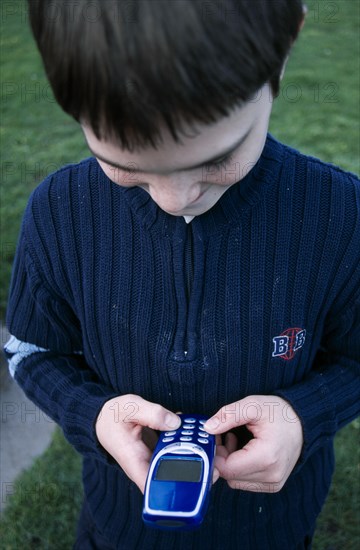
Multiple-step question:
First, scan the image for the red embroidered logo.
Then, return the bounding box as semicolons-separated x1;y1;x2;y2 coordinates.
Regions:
272;328;306;360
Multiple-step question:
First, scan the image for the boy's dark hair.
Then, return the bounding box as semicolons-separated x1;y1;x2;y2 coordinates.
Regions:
28;0;304;150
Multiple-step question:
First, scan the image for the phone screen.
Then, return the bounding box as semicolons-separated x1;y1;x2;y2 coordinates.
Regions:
155;458;203;482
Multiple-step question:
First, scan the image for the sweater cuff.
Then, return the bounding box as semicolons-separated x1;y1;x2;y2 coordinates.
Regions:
62;389;122;466
13;352;121;467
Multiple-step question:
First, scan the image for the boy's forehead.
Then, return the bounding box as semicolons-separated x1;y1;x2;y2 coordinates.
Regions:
82;84;271;173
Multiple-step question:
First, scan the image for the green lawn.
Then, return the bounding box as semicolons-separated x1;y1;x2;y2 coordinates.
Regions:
1;1;359;315
0;1;359;548
0;429;83;549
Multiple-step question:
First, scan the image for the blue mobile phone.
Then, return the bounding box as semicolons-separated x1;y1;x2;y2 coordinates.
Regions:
142;414;216;531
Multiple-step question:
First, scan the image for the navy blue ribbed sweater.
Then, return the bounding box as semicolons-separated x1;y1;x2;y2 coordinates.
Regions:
5;135;360;549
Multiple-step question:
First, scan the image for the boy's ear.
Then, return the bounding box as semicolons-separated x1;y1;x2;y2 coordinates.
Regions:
279;56;289;82
299;4;308;33
280;4;307;82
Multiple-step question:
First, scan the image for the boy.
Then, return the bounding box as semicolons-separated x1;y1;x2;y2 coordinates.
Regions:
4;1;359;548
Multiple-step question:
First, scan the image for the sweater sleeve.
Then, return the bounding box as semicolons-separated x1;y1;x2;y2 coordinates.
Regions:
5;207;120;465
274;295;360;468
274;166;360;469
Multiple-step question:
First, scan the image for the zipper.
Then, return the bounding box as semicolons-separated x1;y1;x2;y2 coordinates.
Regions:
172;219;204;362
185;223;194;302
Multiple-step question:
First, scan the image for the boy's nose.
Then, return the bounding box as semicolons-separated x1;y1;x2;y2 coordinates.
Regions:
148;179;202;214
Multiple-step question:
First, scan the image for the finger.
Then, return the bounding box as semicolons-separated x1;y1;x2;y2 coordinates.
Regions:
203;397;264;435
141;427;159;451
203;400;244;434
213;453;228;474
217;439;283;483
212;467;220;485
114;436;153;494
121;395;181;431
216;444;230;459
224;432;238;454
220;440;263;479
226;479;284;493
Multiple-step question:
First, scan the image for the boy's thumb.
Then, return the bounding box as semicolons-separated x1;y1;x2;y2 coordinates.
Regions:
164;412;182;430
137;399;181;431
120;395;181;431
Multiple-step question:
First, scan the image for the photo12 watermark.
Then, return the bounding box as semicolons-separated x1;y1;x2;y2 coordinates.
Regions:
1;401;54;424
1;81;56;105
1;1;140;25
219;399;300;425
1;480;80;507
201;1;340;24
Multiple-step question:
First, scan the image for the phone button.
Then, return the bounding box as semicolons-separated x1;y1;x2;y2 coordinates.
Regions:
180;436;193;441
198;431;209;438
164;431;176;437
181;430;194;435
183;424;195;430
184;418;196;423
162;437;174;442
198;438;209;444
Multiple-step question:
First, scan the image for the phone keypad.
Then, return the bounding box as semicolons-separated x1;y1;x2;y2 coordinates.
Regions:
161;416;212;444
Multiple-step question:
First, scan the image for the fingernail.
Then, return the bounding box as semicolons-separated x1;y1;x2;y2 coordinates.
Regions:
204;417;220;432
165;413;180;429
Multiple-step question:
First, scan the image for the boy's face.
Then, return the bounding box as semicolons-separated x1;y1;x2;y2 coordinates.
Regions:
82;83;273;217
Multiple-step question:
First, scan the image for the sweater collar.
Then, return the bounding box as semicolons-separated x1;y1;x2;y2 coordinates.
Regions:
121;133;284;236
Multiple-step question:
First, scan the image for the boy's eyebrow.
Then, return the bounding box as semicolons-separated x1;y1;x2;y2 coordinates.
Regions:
86;128;251;174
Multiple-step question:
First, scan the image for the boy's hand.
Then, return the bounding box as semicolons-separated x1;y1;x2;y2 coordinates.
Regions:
203;395;303;493
95;394;181;494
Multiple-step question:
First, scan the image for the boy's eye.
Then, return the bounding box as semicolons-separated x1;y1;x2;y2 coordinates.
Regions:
203;154;234;171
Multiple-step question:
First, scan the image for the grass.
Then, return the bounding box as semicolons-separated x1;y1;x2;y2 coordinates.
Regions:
0;1;89;318
0;0;359;548
0;429;83;550
270;0;360;174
